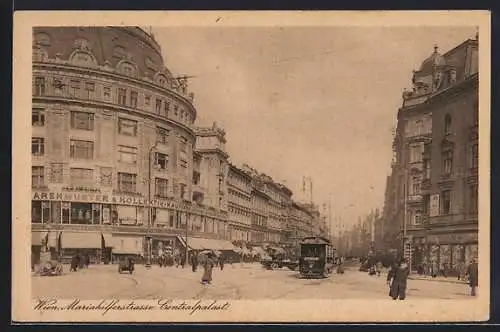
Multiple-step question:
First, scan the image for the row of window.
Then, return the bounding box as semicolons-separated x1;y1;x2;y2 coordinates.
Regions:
31;166;188;198
33;76;194;125
419;185;478;218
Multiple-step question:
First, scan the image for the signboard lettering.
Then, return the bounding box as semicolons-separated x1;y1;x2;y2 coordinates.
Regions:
32;191;191;212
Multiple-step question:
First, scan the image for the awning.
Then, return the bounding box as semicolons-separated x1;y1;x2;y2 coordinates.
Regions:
111;236;144;255
102;233;113;248
60;232;101;249
187;237;237;251
31;231;58;247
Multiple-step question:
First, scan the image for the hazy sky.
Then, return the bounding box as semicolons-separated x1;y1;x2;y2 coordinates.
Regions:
153;26;476;229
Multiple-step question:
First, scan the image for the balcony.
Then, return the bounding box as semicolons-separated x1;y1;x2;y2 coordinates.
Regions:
426;213;465;226
407;194;423;204
437;173;455;189
421;178;431;190
467;167;478;184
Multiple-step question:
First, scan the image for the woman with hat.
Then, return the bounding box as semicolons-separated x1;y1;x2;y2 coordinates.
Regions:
201;252;215;285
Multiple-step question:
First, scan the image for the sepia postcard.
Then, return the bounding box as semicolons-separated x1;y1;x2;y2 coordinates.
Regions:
12;10;491;323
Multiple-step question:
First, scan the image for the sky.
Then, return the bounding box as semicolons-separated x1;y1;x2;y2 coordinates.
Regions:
152;26;477;230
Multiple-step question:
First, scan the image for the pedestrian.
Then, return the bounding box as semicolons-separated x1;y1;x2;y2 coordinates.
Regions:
466;258;478;296
84;254;90;268
387;258;410;300
70;254;79;272
376;261;383;277
219;255;225;271
457;260;465;281
431;259;438;278
201;253;215;285
191;252;198;272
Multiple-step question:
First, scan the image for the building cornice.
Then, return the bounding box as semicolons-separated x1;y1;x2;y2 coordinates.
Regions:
33;61;197;119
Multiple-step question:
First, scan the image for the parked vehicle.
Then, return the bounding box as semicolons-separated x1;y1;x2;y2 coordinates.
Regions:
299;236;336;278
118;257;135;274
37;260;63;276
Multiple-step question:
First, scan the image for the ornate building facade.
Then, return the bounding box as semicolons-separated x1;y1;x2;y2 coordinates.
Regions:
31;27;231;264
381;36;479;272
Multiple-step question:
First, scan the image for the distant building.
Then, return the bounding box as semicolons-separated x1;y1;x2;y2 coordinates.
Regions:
382;35;479;271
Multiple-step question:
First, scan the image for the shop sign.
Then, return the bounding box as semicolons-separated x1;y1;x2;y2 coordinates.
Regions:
427;232;478;244
32;191;192;211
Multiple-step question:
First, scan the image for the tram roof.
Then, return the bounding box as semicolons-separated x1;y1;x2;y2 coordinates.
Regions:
300;236;331;245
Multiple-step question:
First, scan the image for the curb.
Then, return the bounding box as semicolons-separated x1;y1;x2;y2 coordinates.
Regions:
408;276;467;284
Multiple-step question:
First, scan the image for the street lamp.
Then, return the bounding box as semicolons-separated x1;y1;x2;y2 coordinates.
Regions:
145;142;159;269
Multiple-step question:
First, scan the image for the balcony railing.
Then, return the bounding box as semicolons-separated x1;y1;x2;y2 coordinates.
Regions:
407;194;423;203
426;213;465;225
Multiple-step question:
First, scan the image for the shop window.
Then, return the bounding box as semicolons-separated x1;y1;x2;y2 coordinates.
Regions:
70;168;94;186
118;145;138;164
102;204;112;224
32;108;45;126
32;137;45;156
155;99;162;114
130;91;138;108
117;205;137;225
84;82;95;100
32;166;44;187
156;127;169;144
118;172;137;193
71;202;93;224
444;114;452;135
70;111;94;131
155;178;168;197
70;140;94;160
154;152;168;170
34;77;45;96
118;118;138;137
69;80;80;98
32;201;42;223
441;190;451;215
62;202;70;224
92;204;101;225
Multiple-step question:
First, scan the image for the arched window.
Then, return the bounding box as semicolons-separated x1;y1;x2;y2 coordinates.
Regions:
444;114;452;135
70;51;96;67
118;61;137;77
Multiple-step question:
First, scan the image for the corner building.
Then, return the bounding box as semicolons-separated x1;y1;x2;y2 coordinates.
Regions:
31;27;232;264
384;36;479;273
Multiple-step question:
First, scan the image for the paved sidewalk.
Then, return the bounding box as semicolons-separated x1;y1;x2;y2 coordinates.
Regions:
408;274;467;284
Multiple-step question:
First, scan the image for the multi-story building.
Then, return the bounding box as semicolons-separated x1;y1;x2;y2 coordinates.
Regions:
288;202;314;244
382;36;479;272
227;164;253;242
31;26;232;264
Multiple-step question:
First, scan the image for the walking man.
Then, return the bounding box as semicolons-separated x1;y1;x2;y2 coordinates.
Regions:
467;258;478;296
387;258;410;300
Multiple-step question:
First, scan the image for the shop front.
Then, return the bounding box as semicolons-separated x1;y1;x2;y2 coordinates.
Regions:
416;231;478;276
110;235;144;263
58;231;103;264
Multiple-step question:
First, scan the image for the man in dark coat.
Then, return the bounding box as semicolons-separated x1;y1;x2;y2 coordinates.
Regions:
191;252;198;272
219;255;225;271
70;254;80;272
467;258;478;296
387;258;410;300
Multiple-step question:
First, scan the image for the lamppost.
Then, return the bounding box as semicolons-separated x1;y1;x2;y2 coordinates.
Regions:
145;142;158;269
184;211;190;267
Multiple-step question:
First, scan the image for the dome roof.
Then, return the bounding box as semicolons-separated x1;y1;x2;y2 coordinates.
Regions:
418;45;447;73
32;27;175;81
